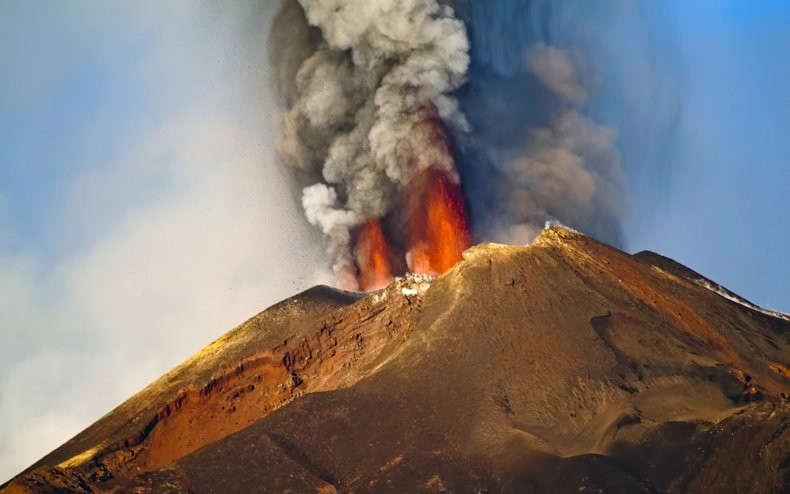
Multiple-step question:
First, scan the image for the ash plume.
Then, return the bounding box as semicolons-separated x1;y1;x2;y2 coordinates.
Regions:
270;0;469;287
451;0;680;247
462;40;625;245
270;0;679;284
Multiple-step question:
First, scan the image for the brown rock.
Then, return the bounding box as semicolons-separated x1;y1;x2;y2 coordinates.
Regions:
3;227;788;493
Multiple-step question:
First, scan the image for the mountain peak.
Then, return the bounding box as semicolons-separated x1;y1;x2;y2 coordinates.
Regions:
4;229;788;494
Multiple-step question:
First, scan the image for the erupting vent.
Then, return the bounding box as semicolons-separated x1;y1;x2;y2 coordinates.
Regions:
273;0;638;293
351;110;472;290
273;0;475;292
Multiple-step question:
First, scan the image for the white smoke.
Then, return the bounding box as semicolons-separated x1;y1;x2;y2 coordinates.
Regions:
271;0;470;282
302;183;359;289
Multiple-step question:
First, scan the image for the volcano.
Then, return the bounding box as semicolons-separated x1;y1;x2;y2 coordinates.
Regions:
3;227;788;494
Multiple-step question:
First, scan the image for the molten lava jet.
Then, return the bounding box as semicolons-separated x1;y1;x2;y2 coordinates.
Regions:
406;105;472;276
355;219;393;291
408;167;472;276
352;106;472;289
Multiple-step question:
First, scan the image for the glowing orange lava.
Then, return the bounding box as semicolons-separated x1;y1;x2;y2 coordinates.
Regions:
352;104;472;288
355;219;393;291
408;168;472;276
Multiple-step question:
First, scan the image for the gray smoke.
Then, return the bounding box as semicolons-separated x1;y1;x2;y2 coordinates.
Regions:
452;0;679;248
270;0;470;287
270;0;651;284
483;42;625;244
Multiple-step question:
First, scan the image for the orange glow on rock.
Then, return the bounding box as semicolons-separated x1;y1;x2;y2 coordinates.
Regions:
408;168;472;276
355;219;393;291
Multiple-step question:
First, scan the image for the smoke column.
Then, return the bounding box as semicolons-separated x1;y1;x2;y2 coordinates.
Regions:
270;0;678;288
452;0;679;247
270;0;470;289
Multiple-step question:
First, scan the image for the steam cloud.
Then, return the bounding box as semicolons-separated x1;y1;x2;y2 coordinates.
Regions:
270;0;674;284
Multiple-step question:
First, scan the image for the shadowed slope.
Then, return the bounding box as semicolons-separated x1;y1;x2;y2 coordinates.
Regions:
4;227;788;494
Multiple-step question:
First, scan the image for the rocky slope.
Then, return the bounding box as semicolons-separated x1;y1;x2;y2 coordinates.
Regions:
3;226;788;493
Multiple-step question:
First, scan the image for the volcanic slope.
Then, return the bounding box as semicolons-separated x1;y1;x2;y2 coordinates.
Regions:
3;226;789;494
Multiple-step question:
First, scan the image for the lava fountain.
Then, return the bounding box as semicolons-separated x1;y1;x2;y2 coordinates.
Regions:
352;108;472;288
354;219;393;291
407;167;472;276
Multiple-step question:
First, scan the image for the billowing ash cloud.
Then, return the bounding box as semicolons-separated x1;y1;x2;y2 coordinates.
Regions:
270;0;678;283
451;0;680;247
461;40;624;245
270;0;470;288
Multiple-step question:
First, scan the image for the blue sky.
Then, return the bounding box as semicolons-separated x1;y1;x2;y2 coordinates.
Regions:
1;0;789;483
627;1;790;311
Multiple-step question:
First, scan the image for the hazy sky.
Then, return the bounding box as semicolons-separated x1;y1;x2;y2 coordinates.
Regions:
0;1;325;480
1;0;789;483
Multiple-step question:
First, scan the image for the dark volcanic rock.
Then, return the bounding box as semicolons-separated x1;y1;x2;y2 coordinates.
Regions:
3;227;789;494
